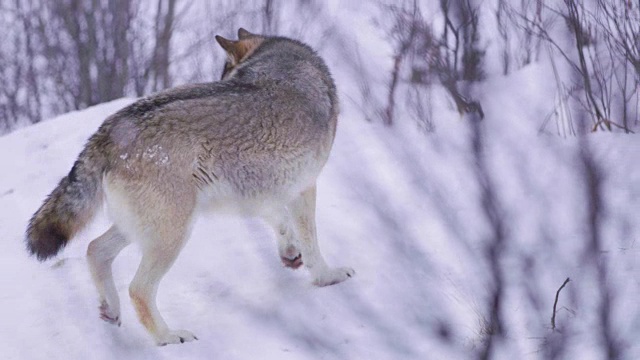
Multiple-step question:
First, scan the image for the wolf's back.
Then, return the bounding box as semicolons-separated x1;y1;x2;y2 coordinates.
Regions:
26;137;108;261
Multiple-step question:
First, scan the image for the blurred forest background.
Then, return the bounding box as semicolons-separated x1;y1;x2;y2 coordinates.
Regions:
1;0;637;134
0;1;638;359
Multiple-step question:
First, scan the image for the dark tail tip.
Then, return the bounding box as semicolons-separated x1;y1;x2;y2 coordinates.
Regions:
26;222;69;261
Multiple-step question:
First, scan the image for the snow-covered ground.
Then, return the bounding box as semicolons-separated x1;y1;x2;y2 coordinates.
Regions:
0;36;639;360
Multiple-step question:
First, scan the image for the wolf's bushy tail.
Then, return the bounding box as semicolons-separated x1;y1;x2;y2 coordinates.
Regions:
26;146;108;261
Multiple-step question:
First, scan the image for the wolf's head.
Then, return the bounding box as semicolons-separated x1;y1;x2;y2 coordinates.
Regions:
215;28;265;81
214;28;338;118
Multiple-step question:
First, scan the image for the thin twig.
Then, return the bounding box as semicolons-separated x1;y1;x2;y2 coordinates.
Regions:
551;277;571;331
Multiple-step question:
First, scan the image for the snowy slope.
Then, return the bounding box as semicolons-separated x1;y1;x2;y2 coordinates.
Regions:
0;63;639;360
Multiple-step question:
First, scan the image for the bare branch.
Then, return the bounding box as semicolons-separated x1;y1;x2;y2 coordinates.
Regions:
551;277;571;331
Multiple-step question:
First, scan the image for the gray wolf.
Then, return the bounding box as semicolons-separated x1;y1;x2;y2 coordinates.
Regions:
26;28;354;345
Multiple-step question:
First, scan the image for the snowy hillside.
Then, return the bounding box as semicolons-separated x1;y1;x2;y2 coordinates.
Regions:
0;62;639;360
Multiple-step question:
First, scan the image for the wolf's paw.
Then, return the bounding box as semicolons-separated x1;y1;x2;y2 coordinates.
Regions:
280;245;303;269
156;329;198;346
99;301;121;326
313;267;355;287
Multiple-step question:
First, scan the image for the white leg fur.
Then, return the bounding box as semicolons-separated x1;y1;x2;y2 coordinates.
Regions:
105;178;198;345
289;185;354;286
263;211;303;269
129;246;197;345
87;226;131;325
127;210;197;345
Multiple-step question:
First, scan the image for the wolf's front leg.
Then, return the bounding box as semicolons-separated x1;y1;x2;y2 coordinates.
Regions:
263;211;303;269
289;185;354;286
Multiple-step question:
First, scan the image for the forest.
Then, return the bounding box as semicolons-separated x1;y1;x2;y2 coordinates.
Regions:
0;1;638;359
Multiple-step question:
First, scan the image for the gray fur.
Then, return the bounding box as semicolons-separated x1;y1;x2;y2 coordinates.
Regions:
26;30;351;345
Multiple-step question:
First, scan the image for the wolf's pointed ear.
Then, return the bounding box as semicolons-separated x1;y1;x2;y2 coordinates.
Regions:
215;35;246;64
237;28;254;39
215;35;236;53
216;33;264;66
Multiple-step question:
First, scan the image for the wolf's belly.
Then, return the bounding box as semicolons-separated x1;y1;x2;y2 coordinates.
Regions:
193;152;324;214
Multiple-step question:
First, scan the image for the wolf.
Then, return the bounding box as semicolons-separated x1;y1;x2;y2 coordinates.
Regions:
26;28;354;345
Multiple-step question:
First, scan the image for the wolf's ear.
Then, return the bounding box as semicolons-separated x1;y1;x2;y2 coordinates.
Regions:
215;33;264;65
237;28;254;39
215;35;236;53
215;35;244;64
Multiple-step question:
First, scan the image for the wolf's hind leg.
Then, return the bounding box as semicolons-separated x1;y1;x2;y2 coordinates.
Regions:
87;226;131;326
290;185;354;286
128;211;197;346
263;212;303;269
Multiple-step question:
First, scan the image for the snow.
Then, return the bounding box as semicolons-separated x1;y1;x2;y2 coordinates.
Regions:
1;42;639;360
